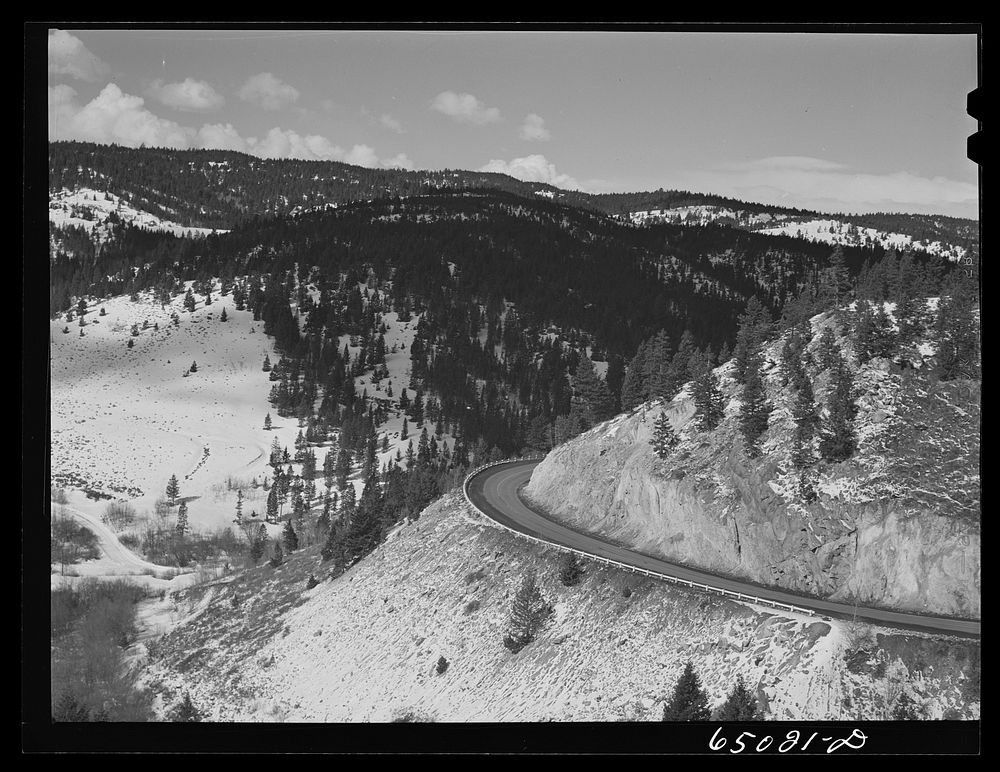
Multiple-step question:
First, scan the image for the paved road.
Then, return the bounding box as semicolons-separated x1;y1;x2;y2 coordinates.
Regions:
466;460;981;639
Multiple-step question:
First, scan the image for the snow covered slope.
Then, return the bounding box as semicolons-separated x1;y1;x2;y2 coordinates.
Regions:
50;284;286;536
141;492;979;722
49;187;226;238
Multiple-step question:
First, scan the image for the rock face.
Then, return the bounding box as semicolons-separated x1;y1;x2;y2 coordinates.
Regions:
525;316;980;619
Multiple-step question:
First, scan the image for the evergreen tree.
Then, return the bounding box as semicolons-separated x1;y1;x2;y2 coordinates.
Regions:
189;361;198;373
262;354;272;371
818;351;857;462
738;350;771;457
732;297;774;385
282;519;299;552
263;413;272;430
175;500;189;537
689;351;725;431
166;474;180;504
269;541;284;568
716;675;761;721
620;342;649;411
572;355;614;424
249;524;267;563
169;692;203;722
266;484;280;523
815;326;840;371
220;307;228;322
234;488;244;525
650;411;679;459
502;571;552;653
183;288;196;312
935;277;980;380
662;662;711;721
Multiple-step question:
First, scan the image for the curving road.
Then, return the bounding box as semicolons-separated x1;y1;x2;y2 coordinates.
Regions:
56;503;190;579
465;460;981;639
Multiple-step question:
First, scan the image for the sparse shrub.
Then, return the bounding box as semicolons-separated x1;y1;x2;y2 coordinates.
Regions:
306;574;320;590
435;656;449;675
557;552;584;586
621;583;633;598
51;514;100;569
463;599;481;615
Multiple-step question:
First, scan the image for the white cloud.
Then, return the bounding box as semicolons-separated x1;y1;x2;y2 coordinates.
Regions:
197;123;248;152
48;30;110;82
238;73;301;111
149;78;225;112
48;85;412;170
518;113;550;142
431;91;501;126
379;113;405;134
479;154;580;190
48;83;196;148
672;156;978;217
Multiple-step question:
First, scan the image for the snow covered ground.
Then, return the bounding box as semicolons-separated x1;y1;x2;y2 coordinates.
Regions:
756;218;966;260
49;188;226;238
51;283;290;540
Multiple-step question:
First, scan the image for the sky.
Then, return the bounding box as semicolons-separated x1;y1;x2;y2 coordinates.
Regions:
46;27;980;218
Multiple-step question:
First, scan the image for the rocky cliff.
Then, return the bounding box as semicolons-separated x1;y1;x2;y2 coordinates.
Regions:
525;311;980;618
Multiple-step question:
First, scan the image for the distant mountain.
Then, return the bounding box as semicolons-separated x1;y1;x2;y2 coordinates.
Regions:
49;141;978;261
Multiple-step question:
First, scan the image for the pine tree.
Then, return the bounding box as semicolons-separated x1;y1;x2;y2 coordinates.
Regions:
220;307;228;322
266;484;279;523
716;675;760;721
189;361;198;373
175;500;189;536
662;662;711;721
733;297;774;385
269;541;284;568
249;529;266;563
282;519;299;552
263;412;272;430
738;351;771;457
620;342;649;411
650;411;679;459
689;351;725;431
183;288;196;313
234;489;244;525
557;552;584;586
935;278;980;380
262;354;272;371
572;355;614;424
166;474;180;504
502;571;552;653
818;351;857;462
815;326;840;371
169;692;203;722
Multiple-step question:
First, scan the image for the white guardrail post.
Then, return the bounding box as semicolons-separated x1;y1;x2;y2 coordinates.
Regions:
463;458;815;618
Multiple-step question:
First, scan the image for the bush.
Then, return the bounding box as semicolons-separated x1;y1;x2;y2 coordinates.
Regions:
557;552;584;586
435;656;449;675
306;574;320;590
51;515;100;568
463;599;481;615
102;501;136;531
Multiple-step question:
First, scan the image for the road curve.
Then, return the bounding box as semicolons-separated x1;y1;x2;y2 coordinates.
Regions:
56;503;190;579
465;460;980;639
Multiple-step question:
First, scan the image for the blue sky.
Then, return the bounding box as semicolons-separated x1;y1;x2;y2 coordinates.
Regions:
47;28;979;218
